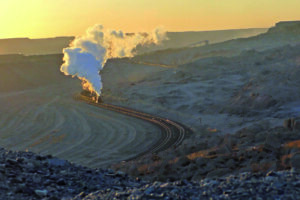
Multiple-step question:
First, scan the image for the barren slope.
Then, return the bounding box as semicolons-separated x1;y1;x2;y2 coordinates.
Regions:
0;54;161;167
101;22;300;134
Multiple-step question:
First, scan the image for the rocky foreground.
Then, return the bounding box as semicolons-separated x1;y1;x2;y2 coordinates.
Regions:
0;121;300;200
0;147;141;200
78;170;300;199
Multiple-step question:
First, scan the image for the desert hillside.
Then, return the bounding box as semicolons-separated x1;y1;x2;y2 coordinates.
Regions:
1;21;300;199
102;21;300;134
100;21;300;184
0;21;299;171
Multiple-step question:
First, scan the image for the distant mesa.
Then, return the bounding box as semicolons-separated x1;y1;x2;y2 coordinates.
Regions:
267;21;300;33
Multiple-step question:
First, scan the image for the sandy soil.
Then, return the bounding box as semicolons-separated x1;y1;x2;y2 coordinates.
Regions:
0;55;161;168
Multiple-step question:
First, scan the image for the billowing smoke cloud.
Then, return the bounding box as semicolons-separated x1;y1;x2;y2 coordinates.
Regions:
60;25;167;98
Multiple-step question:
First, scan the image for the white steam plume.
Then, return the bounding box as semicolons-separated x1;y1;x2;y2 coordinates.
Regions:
60;25;167;97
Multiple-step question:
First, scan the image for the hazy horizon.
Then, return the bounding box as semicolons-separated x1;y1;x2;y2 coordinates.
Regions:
1;0;300;39
0;27;269;40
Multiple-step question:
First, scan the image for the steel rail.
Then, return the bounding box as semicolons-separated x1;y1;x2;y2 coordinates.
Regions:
74;94;191;161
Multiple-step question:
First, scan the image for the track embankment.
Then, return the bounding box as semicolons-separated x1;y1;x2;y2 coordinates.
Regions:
75;94;190;160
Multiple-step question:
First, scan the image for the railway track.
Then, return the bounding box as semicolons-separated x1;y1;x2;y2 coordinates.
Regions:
74;94;191;161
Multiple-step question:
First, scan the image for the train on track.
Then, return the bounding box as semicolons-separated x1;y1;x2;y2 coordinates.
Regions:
76;90;191;161
80;90;103;103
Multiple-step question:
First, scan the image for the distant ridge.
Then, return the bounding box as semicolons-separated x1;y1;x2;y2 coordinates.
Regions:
0;28;268;56
267;21;300;33
0;37;74;55
135;28;268;54
0;36;73;40
131;21;300;66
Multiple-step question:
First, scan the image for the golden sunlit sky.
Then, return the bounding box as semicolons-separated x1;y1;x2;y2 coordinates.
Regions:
1;0;300;39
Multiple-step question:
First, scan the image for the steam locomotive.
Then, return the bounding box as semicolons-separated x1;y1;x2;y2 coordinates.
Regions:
80;90;103;103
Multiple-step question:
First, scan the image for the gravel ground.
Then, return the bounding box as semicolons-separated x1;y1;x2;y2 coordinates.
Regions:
76;170;300;200
1;145;300;200
0;147;145;200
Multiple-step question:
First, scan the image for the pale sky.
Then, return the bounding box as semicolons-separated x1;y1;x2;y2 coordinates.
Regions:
1;0;300;39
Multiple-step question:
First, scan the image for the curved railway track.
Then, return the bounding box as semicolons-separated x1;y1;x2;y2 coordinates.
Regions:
75;94;191;161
